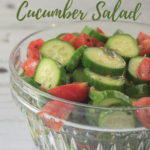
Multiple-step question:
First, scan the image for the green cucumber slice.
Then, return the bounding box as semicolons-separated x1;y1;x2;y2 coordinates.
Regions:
70;67;84;82
85;100;100;126
89;87;100;100
22;75;41;90
93;90;131;107
34;57;66;90
113;29;124;36
130;98;137;106
105;34;139;62
66;73;72;84
109;103;130;107
126;56;146;85
83;68;125;92
82;47;126;76
98;110;135;129
18;67;24;77
82;25;108;43
40;38;75;66
66;45;87;72
124;84;150;98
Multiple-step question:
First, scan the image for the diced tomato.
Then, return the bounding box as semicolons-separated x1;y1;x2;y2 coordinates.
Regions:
27;39;44;60
27;48;39;60
47;82;89;103
21;59;39;77
96;27;105;35
138;57;150;81
134;97;150;129
137;32;150;45
95;41;105;47
139;39;150;56
37;101;74;132
60;33;75;45
73;33;93;50
28;38;45;49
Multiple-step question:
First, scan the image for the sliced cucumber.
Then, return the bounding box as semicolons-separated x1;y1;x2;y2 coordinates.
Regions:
130;98;138;106
89;87;100;100
98;110;135;129
34;57;66;90
109;103;130;107
66;45;87;72
70;67;84;82
40;38;75;66
83;68;125;92
124;77;134;89
93;90;131;107
124;84;150;98
18;67;24;77
82;25;108;43
85;101;100;126
22;75;41;90
105;34;139;62
82;47;126;76
126;56;146;85
113;29;124;36
66;73;72;84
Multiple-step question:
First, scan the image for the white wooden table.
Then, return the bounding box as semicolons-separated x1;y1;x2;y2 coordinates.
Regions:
0;0;150;149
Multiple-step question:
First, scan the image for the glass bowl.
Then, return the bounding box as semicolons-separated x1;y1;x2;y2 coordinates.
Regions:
9;21;150;150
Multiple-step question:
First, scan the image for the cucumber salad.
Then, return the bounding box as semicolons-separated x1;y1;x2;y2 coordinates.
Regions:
19;25;150;132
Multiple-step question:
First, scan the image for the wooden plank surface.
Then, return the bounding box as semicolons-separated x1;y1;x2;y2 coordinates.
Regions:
0;0;150;149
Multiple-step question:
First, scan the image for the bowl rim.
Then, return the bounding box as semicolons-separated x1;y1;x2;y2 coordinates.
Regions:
9;20;150;111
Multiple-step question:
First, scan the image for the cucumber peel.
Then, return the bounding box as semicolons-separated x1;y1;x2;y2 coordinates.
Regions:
93;90;131;107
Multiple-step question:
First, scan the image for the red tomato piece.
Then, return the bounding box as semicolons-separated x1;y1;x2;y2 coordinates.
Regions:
73;33;93;50
134;97;150;129
95;41;105;47
139;39;150;56
137;32;150;45
47;82;89;103
28;38;45;49
27;39;44;60
27;48;39;60
60;33;75;45
96;27;105;35
37;101;74;132
138;57;150;81
21;59;39;77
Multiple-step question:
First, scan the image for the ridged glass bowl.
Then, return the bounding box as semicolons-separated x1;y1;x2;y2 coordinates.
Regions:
9;21;150;150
